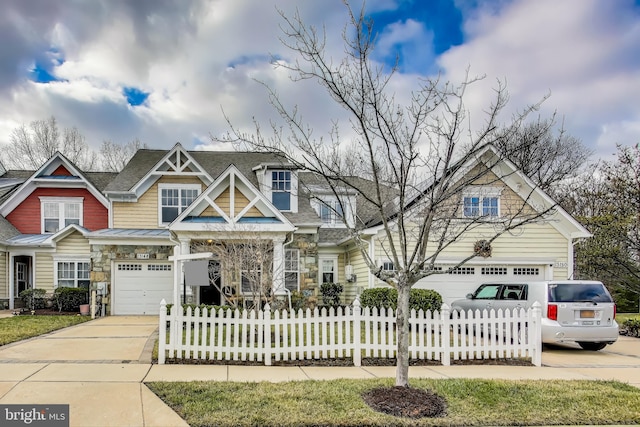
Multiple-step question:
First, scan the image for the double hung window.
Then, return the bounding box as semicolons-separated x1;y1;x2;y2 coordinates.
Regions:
284;249;299;292
319;199;343;225
41;198;82;233
159;185;200;224
271;171;291;210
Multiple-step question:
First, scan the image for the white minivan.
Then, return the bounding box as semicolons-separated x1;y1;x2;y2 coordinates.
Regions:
450;280;619;351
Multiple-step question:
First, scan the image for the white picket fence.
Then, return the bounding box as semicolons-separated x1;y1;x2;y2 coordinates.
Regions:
158;298;542;366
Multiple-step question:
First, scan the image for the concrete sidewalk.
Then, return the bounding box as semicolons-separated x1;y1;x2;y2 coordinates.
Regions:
0;315;639;427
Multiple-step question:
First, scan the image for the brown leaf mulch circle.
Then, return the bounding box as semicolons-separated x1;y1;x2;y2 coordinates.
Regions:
362;386;447;419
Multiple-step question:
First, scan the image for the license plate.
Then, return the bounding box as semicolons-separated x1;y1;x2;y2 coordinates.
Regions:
580;310;595;318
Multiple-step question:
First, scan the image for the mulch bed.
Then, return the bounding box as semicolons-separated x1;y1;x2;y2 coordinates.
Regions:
9;308;81;316
363;386;448;418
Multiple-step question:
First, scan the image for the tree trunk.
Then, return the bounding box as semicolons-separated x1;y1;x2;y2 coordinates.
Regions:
395;283;411;387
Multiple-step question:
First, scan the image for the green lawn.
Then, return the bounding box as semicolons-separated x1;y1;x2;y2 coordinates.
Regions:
0;315;90;346
148;378;640;427
618;312;640;322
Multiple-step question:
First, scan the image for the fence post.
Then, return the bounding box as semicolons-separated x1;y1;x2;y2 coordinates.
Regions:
352;297;361;367
264;303;272;366
530;302;542;367
440;304;451;366
159;299;166;364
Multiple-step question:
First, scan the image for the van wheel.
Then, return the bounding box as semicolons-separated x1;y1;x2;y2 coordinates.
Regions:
577;342;607;351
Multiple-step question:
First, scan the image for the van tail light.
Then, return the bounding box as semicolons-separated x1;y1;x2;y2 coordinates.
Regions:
547;304;558;321
613;304;616;320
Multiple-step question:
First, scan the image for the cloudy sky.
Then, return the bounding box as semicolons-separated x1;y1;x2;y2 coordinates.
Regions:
1;0;638;162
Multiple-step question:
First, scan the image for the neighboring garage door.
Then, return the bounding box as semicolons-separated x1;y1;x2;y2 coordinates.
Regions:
415;264;546;305
113;262;173;315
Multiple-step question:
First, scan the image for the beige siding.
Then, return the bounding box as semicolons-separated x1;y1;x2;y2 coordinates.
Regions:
371;221;569;282
35;253;54;292
112;176;203;228
56;231;90;255
213;188;263;218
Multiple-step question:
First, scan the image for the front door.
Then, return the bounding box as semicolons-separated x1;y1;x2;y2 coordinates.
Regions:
200;261;222;305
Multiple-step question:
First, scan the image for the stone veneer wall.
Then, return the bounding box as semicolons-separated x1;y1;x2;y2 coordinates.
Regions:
288;233;319;305
90;244;174;310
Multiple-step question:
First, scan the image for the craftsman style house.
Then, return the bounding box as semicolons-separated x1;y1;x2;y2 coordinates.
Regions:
0;143;590;314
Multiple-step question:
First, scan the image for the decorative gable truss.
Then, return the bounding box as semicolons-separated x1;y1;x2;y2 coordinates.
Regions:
129;143;214;199
170;165;295;233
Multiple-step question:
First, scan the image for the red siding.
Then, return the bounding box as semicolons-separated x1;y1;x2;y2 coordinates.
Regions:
6;188;108;233
52;166;72;176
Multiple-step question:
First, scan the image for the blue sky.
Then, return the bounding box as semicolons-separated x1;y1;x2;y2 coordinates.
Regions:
0;0;639;163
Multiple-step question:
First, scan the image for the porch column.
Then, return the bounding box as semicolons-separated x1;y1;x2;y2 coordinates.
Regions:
179;238;191;304
272;236;285;294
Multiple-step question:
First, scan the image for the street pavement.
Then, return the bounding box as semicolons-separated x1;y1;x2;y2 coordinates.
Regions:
0;313;638;426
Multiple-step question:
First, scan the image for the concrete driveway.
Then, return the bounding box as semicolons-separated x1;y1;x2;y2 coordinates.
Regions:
0;316;188;427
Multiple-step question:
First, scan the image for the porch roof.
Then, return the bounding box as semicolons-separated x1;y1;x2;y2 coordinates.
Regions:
87;228;171;238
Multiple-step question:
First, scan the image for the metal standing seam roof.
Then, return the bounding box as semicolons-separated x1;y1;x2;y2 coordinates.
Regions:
87;229;171;238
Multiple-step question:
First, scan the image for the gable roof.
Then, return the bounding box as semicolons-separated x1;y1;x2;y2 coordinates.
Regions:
104;143;289;195
170;164;295;233
0;152;111;216
366;144;590;240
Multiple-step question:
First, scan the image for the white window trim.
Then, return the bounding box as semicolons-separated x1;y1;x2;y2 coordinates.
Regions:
53;257;90;289
157;183;201;226
312;195;356;228
319;255;339;285
266;169;298;213
462;186;503;218
284;248;300;292
39;197;84;234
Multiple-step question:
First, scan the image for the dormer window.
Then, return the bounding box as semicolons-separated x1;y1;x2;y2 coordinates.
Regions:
271;171;291;211
313;194;355;228
462;187;501;218
319;200;343;225
40;197;83;233
159;184;200;224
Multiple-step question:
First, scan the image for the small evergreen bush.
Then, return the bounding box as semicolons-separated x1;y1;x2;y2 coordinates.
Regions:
621;318;640;337
53;287;89;312
320;283;343;308
19;288;47;309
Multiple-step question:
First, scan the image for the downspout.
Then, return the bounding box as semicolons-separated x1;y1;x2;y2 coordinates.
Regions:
569;237;587;280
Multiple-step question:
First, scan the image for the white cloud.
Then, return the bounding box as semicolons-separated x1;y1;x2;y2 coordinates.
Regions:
438;0;640;157
0;0;638;164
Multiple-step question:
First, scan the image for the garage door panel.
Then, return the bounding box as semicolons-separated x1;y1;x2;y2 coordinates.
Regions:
113;262;173;315
416;264;545;305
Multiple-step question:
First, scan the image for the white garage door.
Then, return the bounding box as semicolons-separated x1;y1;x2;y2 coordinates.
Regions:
113;262;173;315
415;264;546;306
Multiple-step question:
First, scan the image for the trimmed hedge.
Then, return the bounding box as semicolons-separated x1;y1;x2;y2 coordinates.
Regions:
53;287;89;312
360;287;442;313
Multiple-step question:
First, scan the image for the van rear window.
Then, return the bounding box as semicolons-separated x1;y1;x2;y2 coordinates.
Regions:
548;283;613;303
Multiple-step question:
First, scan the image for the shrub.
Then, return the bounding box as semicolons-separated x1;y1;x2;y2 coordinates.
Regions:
360;287;443;313
409;289;442;313
359;287;397;310
320;283;343;308
290;291;308;311
621;318;640;338
19;288;47;309
53;287;89;312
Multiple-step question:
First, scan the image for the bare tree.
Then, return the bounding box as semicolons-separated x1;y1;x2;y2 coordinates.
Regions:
191;235;276;310
218;3;555;387
3;116;97;170
494;115;592;192
100;139;148;172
